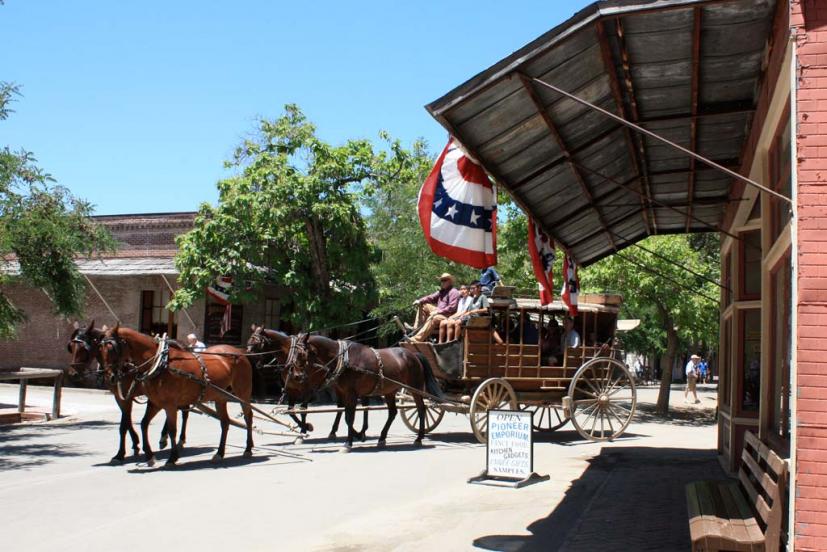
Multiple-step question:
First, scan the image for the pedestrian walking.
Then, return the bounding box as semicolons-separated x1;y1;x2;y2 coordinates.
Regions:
684;354;701;404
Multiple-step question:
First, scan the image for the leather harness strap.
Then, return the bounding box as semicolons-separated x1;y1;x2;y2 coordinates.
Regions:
368;347;385;396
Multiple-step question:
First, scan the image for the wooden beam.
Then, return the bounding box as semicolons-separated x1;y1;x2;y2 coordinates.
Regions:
596;20;652;236
511;124;625;190
517;72;617;252
686;7;702;232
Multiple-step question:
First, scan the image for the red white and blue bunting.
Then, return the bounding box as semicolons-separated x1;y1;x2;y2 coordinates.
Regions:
418;138;497;269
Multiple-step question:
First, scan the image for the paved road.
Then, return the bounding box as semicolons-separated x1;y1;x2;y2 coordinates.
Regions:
0;383;720;551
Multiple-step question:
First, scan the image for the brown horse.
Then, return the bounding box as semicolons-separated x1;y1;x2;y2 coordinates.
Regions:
66;321;189;464
99;324;254;467
289;334;442;450
246;325;369;441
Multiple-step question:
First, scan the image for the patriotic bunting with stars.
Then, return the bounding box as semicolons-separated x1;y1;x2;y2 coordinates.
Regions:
417;138;497;269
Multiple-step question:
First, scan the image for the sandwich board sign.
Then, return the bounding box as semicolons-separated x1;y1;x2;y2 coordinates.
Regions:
468;409;549;488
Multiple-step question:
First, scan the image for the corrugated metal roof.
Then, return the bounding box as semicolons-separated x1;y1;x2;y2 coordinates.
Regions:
2;257;178;276
426;0;776;266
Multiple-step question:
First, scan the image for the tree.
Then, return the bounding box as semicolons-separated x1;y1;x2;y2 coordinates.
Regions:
171;105;417;330
580;234;720;415
0;82;113;338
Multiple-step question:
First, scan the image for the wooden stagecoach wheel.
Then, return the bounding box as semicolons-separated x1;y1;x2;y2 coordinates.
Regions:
469;378;518;444
523;403;570;432
397;389;444;434
567;357;636;442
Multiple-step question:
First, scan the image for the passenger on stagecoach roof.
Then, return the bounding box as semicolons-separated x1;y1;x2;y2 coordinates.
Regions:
409;273;459;342
186;333;206;352
561;316;581;350
478;266;501;296
442;281;491;343
456;284;473;315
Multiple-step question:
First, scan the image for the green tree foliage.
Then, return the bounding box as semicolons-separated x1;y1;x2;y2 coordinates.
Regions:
580;234;720;414
362;139;477;324
0;82;113;338
171;105;421;330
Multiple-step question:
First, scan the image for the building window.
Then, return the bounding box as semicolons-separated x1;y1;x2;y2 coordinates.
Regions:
769;104;791;242
769;253;792;454
739;230;762;300
139;289;177;338
739;308;761;414
264;298;281;330
205;302;244;345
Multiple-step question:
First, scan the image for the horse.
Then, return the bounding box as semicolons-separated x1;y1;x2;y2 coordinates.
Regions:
66;320;189;464
246;325;370;441
288;333;443;450
98;324;254;467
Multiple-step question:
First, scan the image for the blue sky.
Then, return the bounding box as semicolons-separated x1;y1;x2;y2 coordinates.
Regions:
1;1;592;215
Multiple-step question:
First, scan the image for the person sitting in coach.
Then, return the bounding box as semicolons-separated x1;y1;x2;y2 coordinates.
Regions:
409;273;459;342
443;281;491;342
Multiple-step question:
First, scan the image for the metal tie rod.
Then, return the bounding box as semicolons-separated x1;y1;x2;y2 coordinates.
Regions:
528;75;792;204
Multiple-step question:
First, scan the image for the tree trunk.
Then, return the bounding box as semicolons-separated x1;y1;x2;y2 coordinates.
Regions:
305;216;332;299
655;305;679;416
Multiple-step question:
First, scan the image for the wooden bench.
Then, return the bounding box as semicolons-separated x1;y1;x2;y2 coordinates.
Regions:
686;431;787;551
0;367;65;421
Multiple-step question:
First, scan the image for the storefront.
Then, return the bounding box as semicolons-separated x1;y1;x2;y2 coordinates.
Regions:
424;0;825;548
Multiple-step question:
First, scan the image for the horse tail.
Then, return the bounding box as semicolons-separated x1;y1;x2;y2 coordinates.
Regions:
414;352;444;399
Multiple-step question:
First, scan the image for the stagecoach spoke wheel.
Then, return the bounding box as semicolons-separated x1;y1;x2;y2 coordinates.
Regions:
523;403;570;432
397;389;444;434
469;378;518;444
568;358;636;442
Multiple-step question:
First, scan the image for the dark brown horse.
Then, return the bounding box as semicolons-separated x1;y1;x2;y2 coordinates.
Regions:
66;321;189;464
289;334;442;450
246;325;369;441
99;324;254;467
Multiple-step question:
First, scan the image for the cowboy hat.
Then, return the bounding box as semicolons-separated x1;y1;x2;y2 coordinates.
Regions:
439;273;454;282
690;354;702;360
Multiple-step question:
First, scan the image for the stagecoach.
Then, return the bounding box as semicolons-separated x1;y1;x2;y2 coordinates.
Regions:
399;291;637;444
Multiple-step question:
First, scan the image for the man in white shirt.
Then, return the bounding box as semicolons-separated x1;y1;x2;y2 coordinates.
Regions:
186;333;206;352
684;354;701;404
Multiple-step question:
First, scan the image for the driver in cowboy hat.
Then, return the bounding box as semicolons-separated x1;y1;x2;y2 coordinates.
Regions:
409;273;460;342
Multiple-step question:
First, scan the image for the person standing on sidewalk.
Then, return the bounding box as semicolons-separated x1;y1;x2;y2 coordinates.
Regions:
684;354;701;404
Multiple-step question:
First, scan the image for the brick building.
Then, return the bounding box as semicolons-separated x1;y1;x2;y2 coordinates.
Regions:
424;0;827;548
0;212;285;376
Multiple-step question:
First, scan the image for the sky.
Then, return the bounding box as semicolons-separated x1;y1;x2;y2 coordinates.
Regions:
1;1;592;215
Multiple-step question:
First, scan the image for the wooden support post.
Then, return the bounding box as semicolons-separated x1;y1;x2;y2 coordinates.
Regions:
18;379;27;414
52;371;63;419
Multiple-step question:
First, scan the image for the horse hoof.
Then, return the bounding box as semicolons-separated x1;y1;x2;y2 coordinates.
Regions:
243;449;253;458
414;439;423;448
377;439;386;448
164;459;177;468
327;432;337;440
146;456;156;467
358;431;367;442
211;453;224;463
305;423;314;432
339;445;352;454
109;456;124;465
159;438;168;450
293;436;305;445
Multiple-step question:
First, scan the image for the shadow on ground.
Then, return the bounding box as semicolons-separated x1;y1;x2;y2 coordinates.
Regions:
0;420;117;470
473;446;726;551
634;402;717;426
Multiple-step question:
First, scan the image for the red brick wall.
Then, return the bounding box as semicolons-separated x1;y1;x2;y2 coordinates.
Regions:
0;276;205;381
793;1;827;550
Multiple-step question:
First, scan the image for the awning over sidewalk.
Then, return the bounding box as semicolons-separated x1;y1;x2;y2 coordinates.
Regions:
426;0;777;266
2;257;178;276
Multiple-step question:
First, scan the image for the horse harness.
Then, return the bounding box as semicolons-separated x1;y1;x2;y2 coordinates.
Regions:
105;335;211;403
